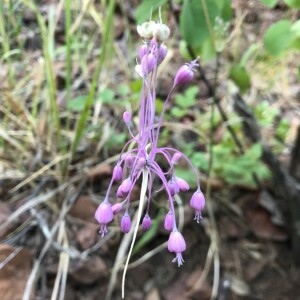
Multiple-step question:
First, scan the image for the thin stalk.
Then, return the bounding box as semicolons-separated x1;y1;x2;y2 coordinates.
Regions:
70;0;115;157
0;2;14;86
121;169;149;299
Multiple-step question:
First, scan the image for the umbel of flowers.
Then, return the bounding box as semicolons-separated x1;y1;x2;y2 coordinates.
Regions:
95;20;205;267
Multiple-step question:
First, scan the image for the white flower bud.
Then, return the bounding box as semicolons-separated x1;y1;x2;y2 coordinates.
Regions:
137;21;156;39
153;23;170;43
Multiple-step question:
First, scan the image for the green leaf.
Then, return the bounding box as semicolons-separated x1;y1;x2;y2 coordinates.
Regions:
263;20;294;56
215;0;233;20
175;86;199;108
191;152;209;171
170;107;186;118
284;0;300;8
67;95;88;112
98;88;115;103
229;65;251;93
117;84;130;97
180;0;219;48
261;0;278;7
135;0;168;24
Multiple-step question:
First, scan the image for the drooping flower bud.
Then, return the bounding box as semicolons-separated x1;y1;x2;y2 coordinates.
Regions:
112;165;123;181
95;199;113;237
171;153;182;165
168;179;179;196
176;177;190;192
164;210;174;231
137;21;156;39
190;189;205;223
153;23;170;43
112;202;123;215
174;59;199;86
117;178;132;198
139;44;147;60
123;111;131;124
142;214;152;231
121;211;131;233
168;229;186;267
141;52;156;74
157;44;167;64
125;155;135;168
136;157;146;171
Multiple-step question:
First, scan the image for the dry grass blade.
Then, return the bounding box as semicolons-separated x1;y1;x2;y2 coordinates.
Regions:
9;154;70;194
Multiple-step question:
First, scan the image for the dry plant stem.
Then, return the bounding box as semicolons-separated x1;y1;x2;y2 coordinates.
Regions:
105;203;146;300
121;169;149;299
23;180;85;300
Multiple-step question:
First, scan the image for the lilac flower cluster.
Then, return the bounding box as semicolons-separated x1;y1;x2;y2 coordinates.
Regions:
95;20;205;267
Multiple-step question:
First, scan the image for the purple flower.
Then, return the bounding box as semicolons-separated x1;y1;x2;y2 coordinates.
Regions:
141;52;156;74
111;202;123;215
174;58;199;86
112;165;123;181
121;211;132;233
123;111;131;124
190;189;206;223
142;214;152;231
176;177;190;192
95;200;113;237
94;20;205;268
117;178;132;198
168;229;186;267
164;210;174;231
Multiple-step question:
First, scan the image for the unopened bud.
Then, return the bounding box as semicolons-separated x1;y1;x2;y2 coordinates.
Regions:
137;21;155;39
153;23;170;43
123;111;131;124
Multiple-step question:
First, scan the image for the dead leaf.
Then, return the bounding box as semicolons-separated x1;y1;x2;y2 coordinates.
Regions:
77;223;99;250
69;255;107;285
69;195;98;223
0;244;33;300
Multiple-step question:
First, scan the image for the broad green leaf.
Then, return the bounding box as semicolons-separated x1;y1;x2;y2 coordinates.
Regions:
229;65;251;93
261;0;278;7
67;95;88;112
99;88;115;103
215;0;233;20
180;0;219;48
191;152;209;171
135;0;168;24
117;84;130;97
171;107;186;118
263;20;294;56
284;0;300;8
175;86;199;108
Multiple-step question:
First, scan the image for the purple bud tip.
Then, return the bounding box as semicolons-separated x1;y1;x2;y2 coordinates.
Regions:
125;155;135;168
121;212;131;233
95;200;113;237
168;179;179;196
141;52;156;74
190;190;205;223
112;165;123;181
117;178;132;198
171;153;182;165
112;202;123;215
142;214;152;231
164;211;174;231
139;45;147;60
136;157;146;170
123;111;131;124
174;58;199;86
176;177;190;192
157;44;167;64
167;230;186;267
